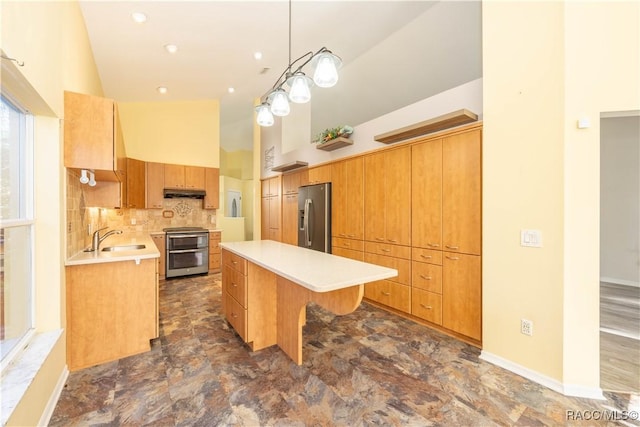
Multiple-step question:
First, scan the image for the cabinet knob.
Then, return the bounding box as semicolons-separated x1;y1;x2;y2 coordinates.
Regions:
232;282;237;287
420;304;433;310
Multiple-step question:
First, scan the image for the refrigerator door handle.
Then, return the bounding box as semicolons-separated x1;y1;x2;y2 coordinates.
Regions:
304;198;312;247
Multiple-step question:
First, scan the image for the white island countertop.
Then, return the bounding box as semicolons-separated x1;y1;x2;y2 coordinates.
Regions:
220;240;397;293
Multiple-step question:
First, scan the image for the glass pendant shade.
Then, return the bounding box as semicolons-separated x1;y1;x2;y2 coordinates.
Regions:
255;103;274;127
268;89;290;116
312;51;342;88
286;72;312;103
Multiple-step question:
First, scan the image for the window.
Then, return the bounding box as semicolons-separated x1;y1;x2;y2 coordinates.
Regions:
0;94;34;365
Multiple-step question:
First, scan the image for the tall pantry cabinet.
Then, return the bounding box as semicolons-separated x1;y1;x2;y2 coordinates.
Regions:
411;128;482;342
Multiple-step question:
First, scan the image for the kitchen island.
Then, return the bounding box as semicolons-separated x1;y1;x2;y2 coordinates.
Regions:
220;240;397;364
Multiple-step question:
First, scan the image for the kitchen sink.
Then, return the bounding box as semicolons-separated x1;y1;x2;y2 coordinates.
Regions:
101;244;146;252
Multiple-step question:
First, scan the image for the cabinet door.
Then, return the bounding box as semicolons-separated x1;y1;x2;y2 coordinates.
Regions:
126;158;146;208
204;167;220;209
331;160;347;238
412;139;442;249
345;157;364;240
364;152;386;242
283;170;305;195
185;166;205;189
442;252;481;341
164;164;184;188
269;176;281;197
282;194;299;245
308;165;331;184
146;162;165;209
261;179;271;197
151;234;166;278
261;197;270;240
269;195;281;241
442;129;482;255
384;147;411;246
63;91;114;171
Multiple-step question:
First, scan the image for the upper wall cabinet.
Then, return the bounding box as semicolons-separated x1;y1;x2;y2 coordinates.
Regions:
164;164;205;189
64;91;126;182
203;167;219;210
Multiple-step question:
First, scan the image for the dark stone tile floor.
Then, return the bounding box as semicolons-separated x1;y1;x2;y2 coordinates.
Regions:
50;273;639;426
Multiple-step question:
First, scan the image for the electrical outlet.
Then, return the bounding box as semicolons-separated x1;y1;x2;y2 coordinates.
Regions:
67;222;72;233
521;318;533;336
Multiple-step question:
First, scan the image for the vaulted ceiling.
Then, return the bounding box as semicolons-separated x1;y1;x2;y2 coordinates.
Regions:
79;1;482;151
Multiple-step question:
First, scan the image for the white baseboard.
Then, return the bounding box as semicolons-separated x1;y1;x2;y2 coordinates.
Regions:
38;365;69;427
480;351;605;400
600;277;640;288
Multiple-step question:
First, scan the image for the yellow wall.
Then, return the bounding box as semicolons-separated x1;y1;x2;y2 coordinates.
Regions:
1;1;104;425
118;100;220;167
220;148;253;180
483;0;639;394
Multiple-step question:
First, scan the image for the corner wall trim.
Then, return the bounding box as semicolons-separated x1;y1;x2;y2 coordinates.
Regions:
39;365;69;427
480;351;605;400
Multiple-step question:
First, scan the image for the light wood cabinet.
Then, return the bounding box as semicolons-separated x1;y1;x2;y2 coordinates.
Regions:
66;259;158;371
261;176;281;241
126;158;145;208
331;157;364;241
164;164;205;189
307;164;331;184
64;91;127;208
282;169;308;195
442;252;481;341
151;234;166;279
282;193;298;245
209;231;221;272
222;249;277;350
204;167;220;210
442;129;482;255
412;139;442;249
146;162;165;209
364;146;411;246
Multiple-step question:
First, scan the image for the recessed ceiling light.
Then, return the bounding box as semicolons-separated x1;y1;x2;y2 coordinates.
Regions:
164;44;178;54
254;52;263;60
228;87;235;94
131;12;147;23
157;86;168;94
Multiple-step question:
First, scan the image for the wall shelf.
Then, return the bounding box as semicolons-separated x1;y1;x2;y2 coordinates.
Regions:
374;109;478;144
271;161;308;173
315;136;353;151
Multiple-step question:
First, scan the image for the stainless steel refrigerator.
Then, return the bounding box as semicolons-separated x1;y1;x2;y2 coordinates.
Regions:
298;183;331;253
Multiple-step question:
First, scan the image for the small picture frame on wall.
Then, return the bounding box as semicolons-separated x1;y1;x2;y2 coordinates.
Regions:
162;210;174;218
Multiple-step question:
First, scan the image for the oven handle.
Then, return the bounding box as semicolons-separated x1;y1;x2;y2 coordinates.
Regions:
168;248;207;254
167;234;205;239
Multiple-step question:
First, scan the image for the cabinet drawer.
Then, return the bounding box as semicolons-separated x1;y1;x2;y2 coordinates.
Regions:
332;246;364;262
209;239;221;254
209;255;221;271
411;262;442;293
222;249;247;275
412;248;442;265
364;280;410;314
364;253;410;286
365;241;411;259
223;264;247;307
332;237;364;252
209;231;221;240
412;288;442;325
225;291;247;341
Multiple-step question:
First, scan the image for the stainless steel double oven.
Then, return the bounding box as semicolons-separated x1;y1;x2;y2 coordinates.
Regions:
163;227;209;278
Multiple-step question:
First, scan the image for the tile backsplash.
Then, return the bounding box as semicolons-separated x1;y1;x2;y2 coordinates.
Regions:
66;170;216;257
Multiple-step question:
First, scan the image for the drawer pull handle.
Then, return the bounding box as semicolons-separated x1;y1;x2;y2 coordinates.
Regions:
344;243;351;247
232;282;238;287
420;255;432;259
381;249;391;253
347;234;355;238
420;304;433;310
446;256;460;260
428;243;440;248
232;260;238;265
231;313;238;318
445;245;459;250
419;275;432;280
376;237;385;241
339;233;346;237
381;291;391;296
388;239;397;243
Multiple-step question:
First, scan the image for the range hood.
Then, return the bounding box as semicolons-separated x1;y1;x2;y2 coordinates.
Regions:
163;188;206;199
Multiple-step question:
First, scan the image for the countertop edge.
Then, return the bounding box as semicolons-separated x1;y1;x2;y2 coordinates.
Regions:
65;233;160;266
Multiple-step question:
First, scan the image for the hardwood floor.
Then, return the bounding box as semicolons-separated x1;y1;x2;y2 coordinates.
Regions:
50;274;638;426
600;282;640;393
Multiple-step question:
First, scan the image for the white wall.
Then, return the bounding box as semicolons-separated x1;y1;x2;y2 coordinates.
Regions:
600;115;640;285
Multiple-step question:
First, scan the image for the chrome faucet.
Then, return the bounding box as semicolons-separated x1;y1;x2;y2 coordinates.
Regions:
89;227;123;252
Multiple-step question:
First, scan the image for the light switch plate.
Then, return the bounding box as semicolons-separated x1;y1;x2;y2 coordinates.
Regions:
521;229;542;247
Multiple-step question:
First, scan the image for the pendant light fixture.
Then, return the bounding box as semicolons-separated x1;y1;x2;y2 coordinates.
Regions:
255;0;341;126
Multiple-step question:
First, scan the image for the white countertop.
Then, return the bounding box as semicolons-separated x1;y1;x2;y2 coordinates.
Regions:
220;240;397;293
66;233;160;266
